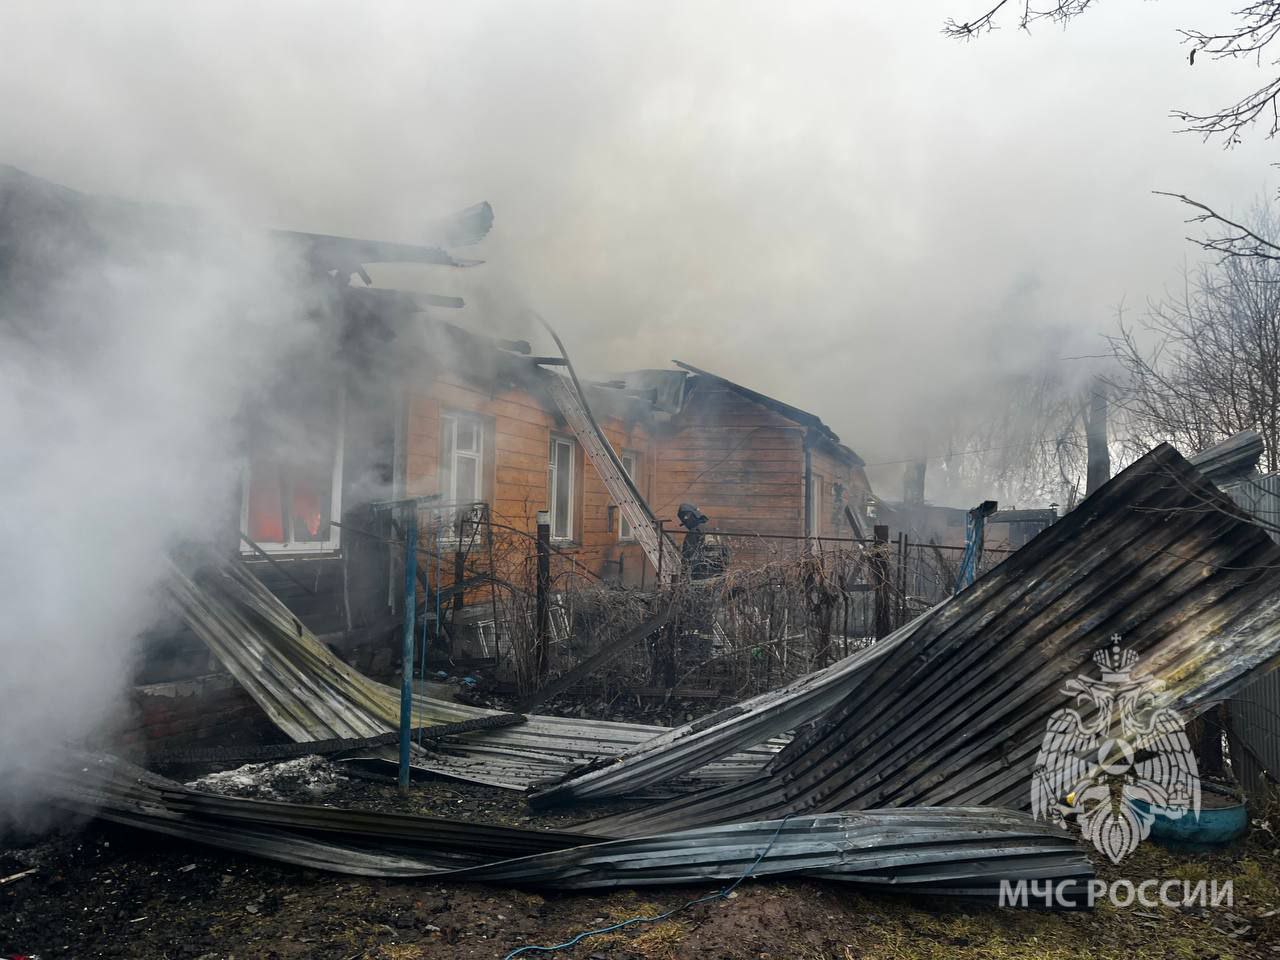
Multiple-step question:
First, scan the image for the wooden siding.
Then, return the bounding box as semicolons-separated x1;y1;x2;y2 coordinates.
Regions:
404;371;657;585
809;443;873;540
403;368;874;584
654;380;806;539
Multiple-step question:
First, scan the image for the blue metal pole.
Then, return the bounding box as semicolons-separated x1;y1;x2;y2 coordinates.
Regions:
953;500;996;595
398;506;418;791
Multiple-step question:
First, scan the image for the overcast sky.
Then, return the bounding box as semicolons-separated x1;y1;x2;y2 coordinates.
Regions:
2;1;1273;497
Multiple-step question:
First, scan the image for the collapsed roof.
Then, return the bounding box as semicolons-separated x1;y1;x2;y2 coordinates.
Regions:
588;442;1280;834
164;442;1280;842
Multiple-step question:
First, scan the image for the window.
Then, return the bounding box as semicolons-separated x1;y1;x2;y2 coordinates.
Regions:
241;391;344;555
440;412;484;504
809;472;826;538
618;452;638;541
548;435;576;540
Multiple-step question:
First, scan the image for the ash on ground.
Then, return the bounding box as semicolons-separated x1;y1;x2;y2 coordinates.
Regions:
186;756;348;801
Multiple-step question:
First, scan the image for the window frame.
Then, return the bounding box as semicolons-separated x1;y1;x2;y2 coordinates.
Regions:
809;470;826;539
548;433;577;542
239;390;345;556
439;410;486;506
618;450;638;541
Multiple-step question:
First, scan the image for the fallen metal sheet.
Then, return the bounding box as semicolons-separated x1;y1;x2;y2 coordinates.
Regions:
592;444;1280;834
168;557;779;792
146;712;528;765
450;808;1094;898
40;753;577;876
44;754;1092;900
530;613;931;807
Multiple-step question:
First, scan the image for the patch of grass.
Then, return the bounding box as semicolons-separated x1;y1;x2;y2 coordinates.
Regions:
1234;857;1280;904
599;890;665;922
626;920;690;958
365;946;425;960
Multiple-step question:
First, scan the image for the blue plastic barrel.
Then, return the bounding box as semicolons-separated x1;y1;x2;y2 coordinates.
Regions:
1131;783;1249;847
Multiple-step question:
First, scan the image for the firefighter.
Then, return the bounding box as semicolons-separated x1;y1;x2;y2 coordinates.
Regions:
676;502;726;580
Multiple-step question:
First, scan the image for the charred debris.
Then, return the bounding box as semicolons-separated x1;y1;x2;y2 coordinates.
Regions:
5;168;1280;911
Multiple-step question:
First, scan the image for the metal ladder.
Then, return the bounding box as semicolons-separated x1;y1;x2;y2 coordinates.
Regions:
541;371;681;583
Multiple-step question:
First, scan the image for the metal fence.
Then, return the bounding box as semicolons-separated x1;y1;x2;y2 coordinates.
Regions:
408;514;1014;704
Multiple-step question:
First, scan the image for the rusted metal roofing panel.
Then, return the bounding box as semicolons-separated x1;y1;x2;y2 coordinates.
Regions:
593;444;1280;835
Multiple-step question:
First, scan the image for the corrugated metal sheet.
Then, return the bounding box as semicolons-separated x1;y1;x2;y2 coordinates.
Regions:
1231;671;1280;795
42;754;1093;900
1218;471;1280;537
1212;470;1280;795
1188;430;1266;484
449;809;1093;897
530;613;932;807
168;556;779;793
592;444;1280;835
40;753;577;876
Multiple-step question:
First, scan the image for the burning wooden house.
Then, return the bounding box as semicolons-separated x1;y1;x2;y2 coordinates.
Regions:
1;167;891;753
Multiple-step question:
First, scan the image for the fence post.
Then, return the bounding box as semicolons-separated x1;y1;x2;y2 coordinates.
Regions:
398;506;418;792
453;548;466;619
897;532;908;626
535;511;551;679
873;524;891;639
954;500;998;594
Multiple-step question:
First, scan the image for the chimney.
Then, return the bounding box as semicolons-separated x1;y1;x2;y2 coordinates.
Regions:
1085;377;1110;495
903;460;926;505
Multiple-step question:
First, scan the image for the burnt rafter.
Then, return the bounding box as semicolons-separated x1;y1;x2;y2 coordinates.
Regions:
277;200;493;286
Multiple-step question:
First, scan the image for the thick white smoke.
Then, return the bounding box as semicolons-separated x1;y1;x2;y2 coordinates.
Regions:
0;169;337;826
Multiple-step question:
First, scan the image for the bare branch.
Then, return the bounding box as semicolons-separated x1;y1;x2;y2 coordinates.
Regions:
1106;198;1280;474
944;0;1097;39
1173;75;1280;143
1155;190;1280;260
1178;3;1280;60
948;0;1280;145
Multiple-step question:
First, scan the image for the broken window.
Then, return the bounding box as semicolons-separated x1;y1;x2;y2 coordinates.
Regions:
618;451;638;541
241;390;344;555
548;435;575;540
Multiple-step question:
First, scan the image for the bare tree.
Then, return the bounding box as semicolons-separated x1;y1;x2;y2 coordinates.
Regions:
1107;201;1280;471
929;361;1094;508
946;2;1280;259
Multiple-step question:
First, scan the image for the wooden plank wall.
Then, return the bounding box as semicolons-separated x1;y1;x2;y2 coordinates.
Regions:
652;380;807;558
404;371;657;586
402;368;876;587
809;444;874;540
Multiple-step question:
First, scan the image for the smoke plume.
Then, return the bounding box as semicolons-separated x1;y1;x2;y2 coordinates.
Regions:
0;168;337;826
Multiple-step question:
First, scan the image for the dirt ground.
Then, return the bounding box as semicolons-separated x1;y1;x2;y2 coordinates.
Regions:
3;760;1279;960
